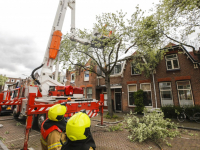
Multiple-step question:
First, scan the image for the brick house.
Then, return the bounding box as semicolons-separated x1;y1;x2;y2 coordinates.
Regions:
66;44;200;112
3;77;22;91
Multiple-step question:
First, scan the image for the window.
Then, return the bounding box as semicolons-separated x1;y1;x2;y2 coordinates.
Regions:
11;79;15;82
104;94;107;106
177;80;193;106
141;83;152;106
82;87;85;98
6;79;10;82
86;87;92;98
71;74;75;82
131;63;140;75
165;54;180;70
128;84;137;106
159;82;173;106
111;64;121;75
84;71;89;81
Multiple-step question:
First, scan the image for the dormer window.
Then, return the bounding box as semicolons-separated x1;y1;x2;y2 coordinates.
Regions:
111;64;121;75
131;63;140;75
165;54;180;70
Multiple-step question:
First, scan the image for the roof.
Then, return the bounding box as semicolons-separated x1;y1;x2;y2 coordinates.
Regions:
163;44;199;64
118;49;136;61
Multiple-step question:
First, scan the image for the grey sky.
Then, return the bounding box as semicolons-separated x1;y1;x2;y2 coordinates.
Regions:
0;0;160;78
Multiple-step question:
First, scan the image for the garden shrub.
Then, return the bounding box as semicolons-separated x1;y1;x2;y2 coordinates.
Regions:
161;105;181;118
124;109;180;148
104;112;119;119
107;123;123;132
161;105;200;119
134;89;144;114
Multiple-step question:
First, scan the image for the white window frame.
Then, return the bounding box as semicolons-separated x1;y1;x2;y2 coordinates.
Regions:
159;82;174;106
86;87;92;98
11;79;15;82
140;83;152;107
71;73;75;82
111;64;122;75
127;84;137;107
131;63;140;75
176;80;194;106
104;93;108;106
84;71;89;81
165;54;180;70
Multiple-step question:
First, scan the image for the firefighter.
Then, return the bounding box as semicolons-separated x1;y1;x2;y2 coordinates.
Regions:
40;104;67;150
61;110;96;150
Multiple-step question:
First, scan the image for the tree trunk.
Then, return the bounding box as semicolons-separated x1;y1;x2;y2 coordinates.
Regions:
105;75;113;117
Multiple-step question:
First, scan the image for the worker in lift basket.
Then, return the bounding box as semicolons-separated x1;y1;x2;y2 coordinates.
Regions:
61;110;96;150
40;104;67;150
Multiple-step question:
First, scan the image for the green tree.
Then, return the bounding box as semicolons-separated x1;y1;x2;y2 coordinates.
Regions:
60;11;134;117
60;6;168;115
0;75;8;92
154;0;200;56
129;12;166;77
157;0;200;36
134;89;144;114
60;10;149;117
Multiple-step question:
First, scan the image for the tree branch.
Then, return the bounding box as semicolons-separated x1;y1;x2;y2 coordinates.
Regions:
162;32;197;54
125;41;137;53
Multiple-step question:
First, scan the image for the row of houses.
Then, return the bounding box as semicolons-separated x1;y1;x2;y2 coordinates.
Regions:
65;44;200;113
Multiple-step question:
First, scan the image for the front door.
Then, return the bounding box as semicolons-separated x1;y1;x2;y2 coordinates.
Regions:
115;93;121;111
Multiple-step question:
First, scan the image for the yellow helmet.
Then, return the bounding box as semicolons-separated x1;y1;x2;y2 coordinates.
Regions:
48;104;67;121
66;112;91;141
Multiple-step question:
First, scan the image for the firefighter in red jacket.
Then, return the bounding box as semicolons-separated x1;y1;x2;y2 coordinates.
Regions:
40;104;67;150
61;110;96;150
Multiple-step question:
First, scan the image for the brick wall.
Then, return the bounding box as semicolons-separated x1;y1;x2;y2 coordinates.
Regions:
66;47;200;112
154;48;200;107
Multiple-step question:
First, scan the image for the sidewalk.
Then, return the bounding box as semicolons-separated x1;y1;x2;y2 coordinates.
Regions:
0;112;200;150
92;111;200;130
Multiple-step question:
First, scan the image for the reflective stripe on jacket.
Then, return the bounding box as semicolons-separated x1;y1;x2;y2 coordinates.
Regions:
40;130;66;150
40;119;66;150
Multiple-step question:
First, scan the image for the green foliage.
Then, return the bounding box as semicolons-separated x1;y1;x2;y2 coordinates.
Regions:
129;7;166;78
161;105;200;118
134;89;144;114
0;137;5;142
107;123;123;132
112;114;118;119
161;105;181;118
104;112;119;119
5;131;9;134
158;0;200;36
153;0;200;48
188;133;194;136
0;75;8;86
176;105;200;117
105;112;112;119
124;108;180;148
16;122;22;126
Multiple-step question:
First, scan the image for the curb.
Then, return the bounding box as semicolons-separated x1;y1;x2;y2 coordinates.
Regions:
178;126;200;131
0;140;9;150
91;119;123;124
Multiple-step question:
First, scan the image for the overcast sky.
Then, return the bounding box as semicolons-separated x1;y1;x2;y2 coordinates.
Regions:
0;0;160;78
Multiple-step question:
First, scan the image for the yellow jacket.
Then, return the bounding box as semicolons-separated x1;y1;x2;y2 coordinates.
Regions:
40;130;66;150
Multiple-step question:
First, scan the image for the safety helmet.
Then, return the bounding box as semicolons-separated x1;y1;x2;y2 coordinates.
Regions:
66;112;91;141
48;104;67;121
